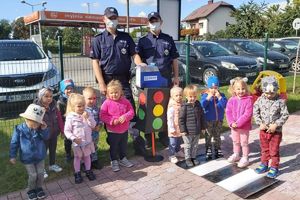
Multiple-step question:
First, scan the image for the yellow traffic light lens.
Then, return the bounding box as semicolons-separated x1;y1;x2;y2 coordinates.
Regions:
153;104;164;117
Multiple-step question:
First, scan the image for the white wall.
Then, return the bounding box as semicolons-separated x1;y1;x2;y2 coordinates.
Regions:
158;0;180;40
198;18;208;36
207;7;236;34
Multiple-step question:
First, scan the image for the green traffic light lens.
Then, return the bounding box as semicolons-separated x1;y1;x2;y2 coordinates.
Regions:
152;118;163;130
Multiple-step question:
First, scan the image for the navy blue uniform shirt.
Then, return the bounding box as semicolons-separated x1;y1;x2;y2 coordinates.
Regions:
136;32;179;78
90;30;136;76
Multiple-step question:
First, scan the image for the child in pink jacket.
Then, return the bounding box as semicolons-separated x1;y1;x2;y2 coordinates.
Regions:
100;80;135;172
226;77;253;168
64;93;96;184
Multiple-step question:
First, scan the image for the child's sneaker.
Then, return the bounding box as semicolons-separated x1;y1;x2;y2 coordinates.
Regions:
85;170;96;181
119;157;134;168
255;163;269;174
43;169;48;179
227;153;240;163
215;149;224;158
169;156;178;163
266;167;279;178
237;157;249;168
206;148;213;160
185;158;194;167
49;164;62;172
175;150;185;158
36;187;46;199
74;172;83;184
27;189;37;200
111;160;120;172
192;158;200;166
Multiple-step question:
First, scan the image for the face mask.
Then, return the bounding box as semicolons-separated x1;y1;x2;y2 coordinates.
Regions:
106;19;118;29
149;22;161;32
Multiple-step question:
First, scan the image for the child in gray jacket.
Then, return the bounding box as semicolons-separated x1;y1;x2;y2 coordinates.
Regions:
253;76;289;178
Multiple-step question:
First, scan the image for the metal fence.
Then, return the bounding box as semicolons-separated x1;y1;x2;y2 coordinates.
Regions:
0;39;187;153
0;47;95;152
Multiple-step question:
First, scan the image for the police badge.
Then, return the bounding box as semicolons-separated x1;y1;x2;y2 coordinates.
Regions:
164;49;169;56
121;48;127;54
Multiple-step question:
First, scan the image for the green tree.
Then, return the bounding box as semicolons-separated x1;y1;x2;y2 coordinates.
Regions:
0;19;12;39
264;4;281;38
293;0;300;6
62;27;81;52
228;0;267;38
11;17;29;39
270;4;300;37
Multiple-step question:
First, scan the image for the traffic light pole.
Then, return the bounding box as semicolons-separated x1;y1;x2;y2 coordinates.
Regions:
144;132;164;162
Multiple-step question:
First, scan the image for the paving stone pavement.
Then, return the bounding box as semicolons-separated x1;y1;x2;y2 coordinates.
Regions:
1;111;300;200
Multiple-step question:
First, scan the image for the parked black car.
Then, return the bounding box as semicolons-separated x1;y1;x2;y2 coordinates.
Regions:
266;40;300;72
214;39;290;76
175;41;260;85
279;37;300;44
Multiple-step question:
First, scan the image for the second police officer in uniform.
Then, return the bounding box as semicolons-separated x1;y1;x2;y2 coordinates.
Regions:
136;12;180;147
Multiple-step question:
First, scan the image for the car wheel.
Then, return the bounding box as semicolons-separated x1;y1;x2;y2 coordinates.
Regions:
203;68;217;85
291;58;300;72
130;75;139;99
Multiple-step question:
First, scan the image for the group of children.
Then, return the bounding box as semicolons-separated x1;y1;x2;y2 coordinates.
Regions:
9;78;135;199
9;74;289;200
167;75;289;178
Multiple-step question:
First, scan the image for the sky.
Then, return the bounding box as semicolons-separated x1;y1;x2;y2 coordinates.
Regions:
0;0;287;22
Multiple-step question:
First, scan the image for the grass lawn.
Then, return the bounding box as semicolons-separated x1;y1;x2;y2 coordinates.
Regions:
0;75;299;195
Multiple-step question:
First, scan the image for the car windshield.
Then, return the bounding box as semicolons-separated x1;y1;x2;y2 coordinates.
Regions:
0;42;46;61
280;40;298;50
235;41;265;52
193;43;233;57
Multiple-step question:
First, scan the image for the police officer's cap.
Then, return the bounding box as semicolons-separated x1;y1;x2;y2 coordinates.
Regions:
148;12;161;21
104;7;119;18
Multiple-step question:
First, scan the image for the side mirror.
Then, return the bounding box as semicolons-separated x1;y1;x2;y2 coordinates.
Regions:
232;50;238;55
47;50;52;59
280;47;286;53
190;52;197;59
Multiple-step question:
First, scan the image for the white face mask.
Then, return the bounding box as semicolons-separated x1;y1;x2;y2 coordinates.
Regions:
149;22;161;32
106;19;118;29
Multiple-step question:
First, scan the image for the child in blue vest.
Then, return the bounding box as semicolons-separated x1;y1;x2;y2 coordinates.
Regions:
83;86;103;169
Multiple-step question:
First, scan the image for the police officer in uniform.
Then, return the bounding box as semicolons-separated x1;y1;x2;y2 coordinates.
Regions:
90;7;148;157
137;12;180;147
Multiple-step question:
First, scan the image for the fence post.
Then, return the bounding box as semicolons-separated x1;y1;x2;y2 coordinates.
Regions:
185;35;190;85
58;36;64;80
263;32;269;71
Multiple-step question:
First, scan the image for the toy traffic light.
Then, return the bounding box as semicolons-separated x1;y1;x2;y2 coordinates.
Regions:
135;88;170;134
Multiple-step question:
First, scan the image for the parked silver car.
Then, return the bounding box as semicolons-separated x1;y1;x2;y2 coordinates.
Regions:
0;40;61;117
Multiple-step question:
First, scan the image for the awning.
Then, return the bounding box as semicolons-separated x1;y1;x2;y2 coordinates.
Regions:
24;10;148;28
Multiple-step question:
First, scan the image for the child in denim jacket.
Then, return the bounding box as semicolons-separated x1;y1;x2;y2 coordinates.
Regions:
9;104;49;200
